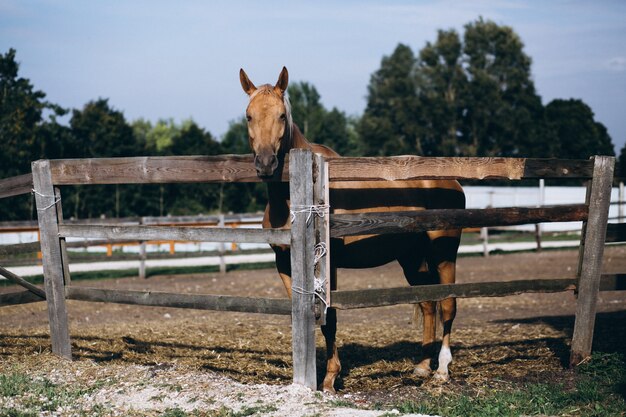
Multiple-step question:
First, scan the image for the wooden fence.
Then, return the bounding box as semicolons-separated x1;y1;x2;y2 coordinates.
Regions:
0;152;625;390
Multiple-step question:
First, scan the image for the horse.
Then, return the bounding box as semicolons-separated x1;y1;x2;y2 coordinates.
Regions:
239;67;465;392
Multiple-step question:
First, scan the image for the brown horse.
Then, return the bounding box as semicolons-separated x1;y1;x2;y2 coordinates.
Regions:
240;67;465;392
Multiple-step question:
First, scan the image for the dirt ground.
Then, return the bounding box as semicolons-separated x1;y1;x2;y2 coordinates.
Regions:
1;246;626;414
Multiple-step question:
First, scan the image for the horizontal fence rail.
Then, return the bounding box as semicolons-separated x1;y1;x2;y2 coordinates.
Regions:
330;204;589;237
0;173;33;199
65;287;291;315
327;157;594;181
58;224;291;245
0;290;43;306
49;155;288;185
331;274;626;310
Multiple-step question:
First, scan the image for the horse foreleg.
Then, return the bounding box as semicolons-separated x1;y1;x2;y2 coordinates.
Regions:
434;260;457;382
321;266;341;393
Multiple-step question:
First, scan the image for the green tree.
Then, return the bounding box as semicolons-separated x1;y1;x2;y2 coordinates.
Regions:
545;99;615;159
359;44;419;156
287;82;358;155
415;29;466;156
166;121;224;215
66;99;141;218
0;48;65;220
462;18;544;157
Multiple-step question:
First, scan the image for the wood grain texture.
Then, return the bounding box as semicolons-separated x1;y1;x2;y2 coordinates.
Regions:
0;242;40;256
58;224;291;245
0;265;46;298
0;173;33;198
313;153;330;325
49;155;289;185
331;278;577;309
327;157;593;181
32;160;72;359
331;273;625;310
289;149;317;390
571;156;615;367
330;204;588;237
0;290;44;306
65;287;291;315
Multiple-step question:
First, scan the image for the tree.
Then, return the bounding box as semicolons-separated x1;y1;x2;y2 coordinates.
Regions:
287;82;359;155
359;44;420;156
545;99;615;159
362;19;556;158
66;99;141;218
0;48;65;220
415;29;466;156
462;18;545;157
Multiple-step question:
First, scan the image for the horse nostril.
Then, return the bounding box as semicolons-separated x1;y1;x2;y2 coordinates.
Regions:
254;153;278;176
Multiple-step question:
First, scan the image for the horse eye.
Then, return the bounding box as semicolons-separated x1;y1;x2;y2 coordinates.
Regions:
246;115;252;122
280;113;286;121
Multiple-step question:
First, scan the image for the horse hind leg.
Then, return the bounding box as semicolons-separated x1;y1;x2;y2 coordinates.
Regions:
321;266;341;392
433;261;457;382
399;254;437;378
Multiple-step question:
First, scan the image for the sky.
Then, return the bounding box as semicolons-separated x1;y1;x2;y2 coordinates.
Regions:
1;0;626;153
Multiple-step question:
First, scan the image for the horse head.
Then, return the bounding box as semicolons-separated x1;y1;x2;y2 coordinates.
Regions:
240;66;293;178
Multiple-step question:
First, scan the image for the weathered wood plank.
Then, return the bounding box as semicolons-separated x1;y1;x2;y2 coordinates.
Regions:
289;149;317;390
327;157;593;181
0;173;33;198
313;154;330;325
571;156;615;367
32;159;72;359
330;274;625;310
605;223;626;243
58;224;291;245
55;188;71;285
65;287;291;314
0;265;46;298
49;155;289;185
0;290;44;306
331;278;577;310
0;242;41;256
330;204;588;237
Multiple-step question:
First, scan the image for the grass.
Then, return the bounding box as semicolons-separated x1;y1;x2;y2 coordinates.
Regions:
387;352;626;417
0;371;102;416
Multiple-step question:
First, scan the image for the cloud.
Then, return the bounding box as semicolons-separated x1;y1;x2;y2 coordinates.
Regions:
605;57;626;72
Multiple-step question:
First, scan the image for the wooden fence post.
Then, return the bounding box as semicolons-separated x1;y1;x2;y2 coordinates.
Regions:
313;153;330;325
139;217;147;279
32;160;72;359
289;149;317;390
570;155;614;367
218;214;226;274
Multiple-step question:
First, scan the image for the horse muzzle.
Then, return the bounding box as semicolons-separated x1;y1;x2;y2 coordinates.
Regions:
254;153;279;178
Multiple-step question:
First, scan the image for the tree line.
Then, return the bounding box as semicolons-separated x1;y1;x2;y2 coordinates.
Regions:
1;18;621;221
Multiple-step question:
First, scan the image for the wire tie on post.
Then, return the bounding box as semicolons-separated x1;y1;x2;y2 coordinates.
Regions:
313;242;327;266
290;204;330;224
32;189;61;211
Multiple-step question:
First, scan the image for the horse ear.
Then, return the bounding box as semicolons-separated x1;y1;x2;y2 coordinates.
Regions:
274;66;289;95
240;68;257;95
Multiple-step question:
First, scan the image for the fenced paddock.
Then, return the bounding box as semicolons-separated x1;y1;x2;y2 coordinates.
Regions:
0;152;625;391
